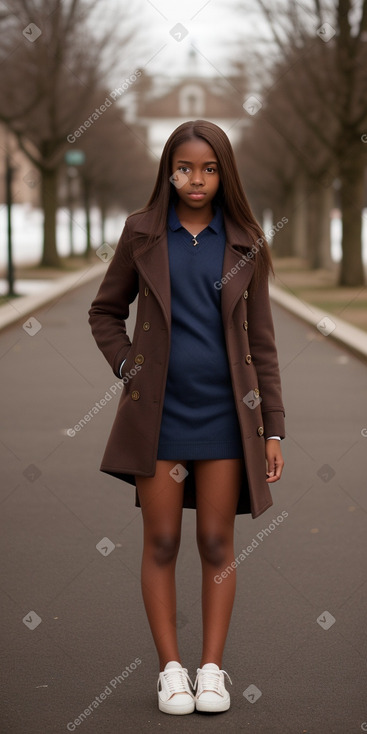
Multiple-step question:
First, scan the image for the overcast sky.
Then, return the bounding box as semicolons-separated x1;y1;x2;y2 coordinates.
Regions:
108;0;271;84
103;0;336;96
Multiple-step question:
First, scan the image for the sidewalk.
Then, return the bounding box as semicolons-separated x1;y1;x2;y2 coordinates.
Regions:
272;257;367;331
0;257;107;331
271;257;367;362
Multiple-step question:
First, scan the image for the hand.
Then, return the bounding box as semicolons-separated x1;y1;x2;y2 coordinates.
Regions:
265;439;284;483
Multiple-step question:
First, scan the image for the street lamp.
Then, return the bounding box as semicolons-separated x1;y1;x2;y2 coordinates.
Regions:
64;149;86;257
65;166;79;256
4;132;17;297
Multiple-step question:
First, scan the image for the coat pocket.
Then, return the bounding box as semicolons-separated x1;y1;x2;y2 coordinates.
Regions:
119;346;134;381
120;346;143;392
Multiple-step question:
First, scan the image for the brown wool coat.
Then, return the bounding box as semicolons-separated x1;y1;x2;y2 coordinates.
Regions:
88;208;285;519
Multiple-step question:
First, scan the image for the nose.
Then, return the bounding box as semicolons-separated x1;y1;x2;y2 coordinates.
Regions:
190;168;205;186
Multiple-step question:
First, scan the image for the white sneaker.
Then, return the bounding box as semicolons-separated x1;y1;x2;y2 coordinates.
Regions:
157;661;195;715
194;662;232;712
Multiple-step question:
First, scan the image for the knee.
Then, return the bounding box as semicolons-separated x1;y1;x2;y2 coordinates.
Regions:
197;532;230;567
147;532;180;566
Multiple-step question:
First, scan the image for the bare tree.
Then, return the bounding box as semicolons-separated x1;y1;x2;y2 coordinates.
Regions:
0;0;135;267
59;91;158;254
237;39;337;268
81;109;158;228
240;0;367;286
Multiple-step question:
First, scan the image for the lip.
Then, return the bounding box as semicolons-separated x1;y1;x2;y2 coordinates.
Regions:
187;192;206;200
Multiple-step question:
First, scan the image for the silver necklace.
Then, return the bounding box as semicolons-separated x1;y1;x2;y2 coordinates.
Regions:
192;234;199;246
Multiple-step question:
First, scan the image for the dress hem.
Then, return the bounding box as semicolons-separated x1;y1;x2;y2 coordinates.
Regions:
157;440;243;460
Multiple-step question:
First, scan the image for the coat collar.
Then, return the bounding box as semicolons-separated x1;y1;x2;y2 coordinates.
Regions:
130;207;256;328
128;206;254;247
167;202;224;234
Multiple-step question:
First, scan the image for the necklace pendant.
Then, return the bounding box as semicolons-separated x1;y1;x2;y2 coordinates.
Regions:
192;236;199;246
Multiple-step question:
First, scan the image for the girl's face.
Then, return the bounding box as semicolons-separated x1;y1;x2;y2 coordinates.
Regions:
171;137;220;210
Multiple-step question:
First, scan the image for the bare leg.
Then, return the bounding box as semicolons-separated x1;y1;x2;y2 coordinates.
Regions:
136;461;186;672
195;459;242;669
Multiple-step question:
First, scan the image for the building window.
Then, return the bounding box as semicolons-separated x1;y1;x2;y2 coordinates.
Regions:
179;84;205;116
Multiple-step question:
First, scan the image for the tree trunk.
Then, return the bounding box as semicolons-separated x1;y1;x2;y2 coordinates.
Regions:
318;185;333;270
83;176;92;259
40;167;61;267
338;151;365;286
291;172;308;259
271;191;294;257
100;203;106;245
308;183;333;270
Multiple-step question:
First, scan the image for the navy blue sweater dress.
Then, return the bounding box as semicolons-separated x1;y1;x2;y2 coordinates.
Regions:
156;204;243;460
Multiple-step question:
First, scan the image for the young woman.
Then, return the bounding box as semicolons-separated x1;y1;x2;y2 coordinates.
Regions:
88;119;285;716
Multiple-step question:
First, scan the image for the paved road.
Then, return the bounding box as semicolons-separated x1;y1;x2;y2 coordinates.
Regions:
0;272;366;734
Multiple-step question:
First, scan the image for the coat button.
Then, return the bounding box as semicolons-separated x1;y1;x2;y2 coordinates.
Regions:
257;426;264;436
131;390;140;400
134;354;144;365
142;321;150;331
243;290;249;299
254;387;260;397
144;286;149;296
245;354;252;364
243;320;248;330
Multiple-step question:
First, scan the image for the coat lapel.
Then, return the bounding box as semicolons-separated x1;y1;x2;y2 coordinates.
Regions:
220;215;256;328
131;208;257;329
132;215;171;327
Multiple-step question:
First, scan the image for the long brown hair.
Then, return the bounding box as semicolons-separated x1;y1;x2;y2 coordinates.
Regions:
128;120;274;291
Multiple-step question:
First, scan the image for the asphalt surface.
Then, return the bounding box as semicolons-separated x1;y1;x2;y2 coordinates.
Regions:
0;273;366;734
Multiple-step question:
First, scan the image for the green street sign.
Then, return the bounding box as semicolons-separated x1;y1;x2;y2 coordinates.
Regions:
65;150;85;166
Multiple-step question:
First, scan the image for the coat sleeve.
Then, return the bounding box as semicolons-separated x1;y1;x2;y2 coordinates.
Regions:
247;274;286;439
88;219;139;378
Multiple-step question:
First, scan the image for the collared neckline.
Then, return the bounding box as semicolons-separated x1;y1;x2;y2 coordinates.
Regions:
168;202;223;234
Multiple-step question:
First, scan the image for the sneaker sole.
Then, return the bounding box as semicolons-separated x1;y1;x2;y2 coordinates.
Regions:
158;698;195;715
195;697;230;713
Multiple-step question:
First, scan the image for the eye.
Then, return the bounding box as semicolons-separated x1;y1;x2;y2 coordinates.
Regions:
205;167;217;174
177;165;190;173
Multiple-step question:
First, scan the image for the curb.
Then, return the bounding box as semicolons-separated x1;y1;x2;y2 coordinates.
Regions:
0;262;106;332
269;282;367;363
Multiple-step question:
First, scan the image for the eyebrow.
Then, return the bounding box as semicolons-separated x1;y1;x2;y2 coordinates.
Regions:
177;159;218;165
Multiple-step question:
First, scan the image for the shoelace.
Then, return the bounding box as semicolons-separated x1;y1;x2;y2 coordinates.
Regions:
194;667;232;695
157;667;194;695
